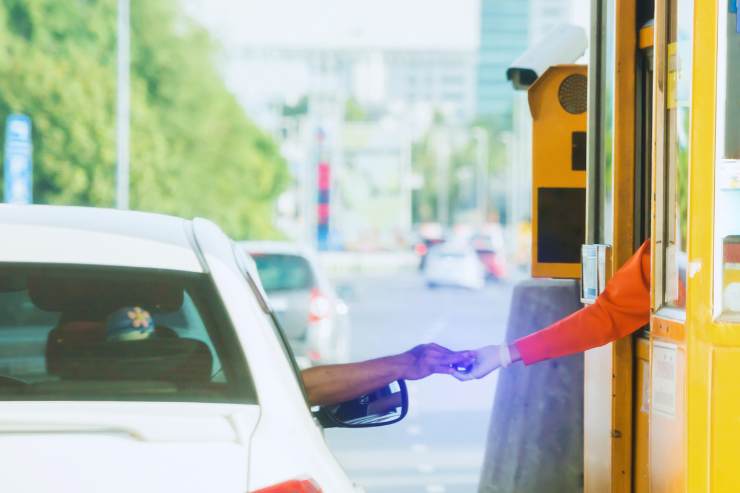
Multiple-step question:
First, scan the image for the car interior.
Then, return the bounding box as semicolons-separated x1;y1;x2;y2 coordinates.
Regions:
0;267;252;402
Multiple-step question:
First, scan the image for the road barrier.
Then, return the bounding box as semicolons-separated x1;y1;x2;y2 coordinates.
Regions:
479;279;583;493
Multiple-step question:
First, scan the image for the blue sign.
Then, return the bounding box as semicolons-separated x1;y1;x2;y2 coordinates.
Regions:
3;114;33;204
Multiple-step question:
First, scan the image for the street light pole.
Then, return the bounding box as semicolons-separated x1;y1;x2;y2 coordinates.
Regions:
474;127;489;224
116;0;130;209
433;129;450;226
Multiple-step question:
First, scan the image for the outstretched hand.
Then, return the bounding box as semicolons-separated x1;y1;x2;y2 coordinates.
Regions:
451;345;503;381
400;343;476;380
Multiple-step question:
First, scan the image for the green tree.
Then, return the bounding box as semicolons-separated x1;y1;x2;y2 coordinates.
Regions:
411;118;506;225
0;0;288;239
344;97;367;122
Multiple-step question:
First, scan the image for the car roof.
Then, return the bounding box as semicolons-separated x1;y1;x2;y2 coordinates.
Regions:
0;205;203;272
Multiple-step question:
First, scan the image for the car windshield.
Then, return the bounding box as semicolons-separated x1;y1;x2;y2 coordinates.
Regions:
0;265;255;403
251;254;315;292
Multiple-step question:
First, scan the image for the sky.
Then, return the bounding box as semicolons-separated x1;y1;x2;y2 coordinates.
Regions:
185;0;480;51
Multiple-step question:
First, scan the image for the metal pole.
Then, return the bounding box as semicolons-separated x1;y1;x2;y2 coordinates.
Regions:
474;127;489;225
434;129;450;226
400;129;413;234
116;0;130;209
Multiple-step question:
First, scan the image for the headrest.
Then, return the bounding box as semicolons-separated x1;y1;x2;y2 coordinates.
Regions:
28;275;184;315
0;272;27;292
47;337;213;383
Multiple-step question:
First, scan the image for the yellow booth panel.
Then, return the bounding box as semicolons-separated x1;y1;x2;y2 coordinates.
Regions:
633;337;650;493
710;348;740;491
528;65;588;279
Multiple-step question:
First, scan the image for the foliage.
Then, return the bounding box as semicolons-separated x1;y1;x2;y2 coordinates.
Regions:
0;0;288;238
344;97;367;122
411;118;507;225
282;96;309;117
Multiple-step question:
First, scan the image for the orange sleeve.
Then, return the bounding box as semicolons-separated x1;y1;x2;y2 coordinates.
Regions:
514;240;651;365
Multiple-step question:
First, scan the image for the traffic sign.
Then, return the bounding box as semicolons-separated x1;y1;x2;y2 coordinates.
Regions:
3;114;33;204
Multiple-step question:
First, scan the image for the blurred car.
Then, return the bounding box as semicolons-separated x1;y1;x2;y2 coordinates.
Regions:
423;244;486;290
414;222;446;270
241;241;350;368
0;205;407;493
414;237;446;271
470;233;508;280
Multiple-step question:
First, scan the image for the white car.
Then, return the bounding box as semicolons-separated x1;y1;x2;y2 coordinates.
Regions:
240;241;350;368
0;205;408;493
423;245;486;290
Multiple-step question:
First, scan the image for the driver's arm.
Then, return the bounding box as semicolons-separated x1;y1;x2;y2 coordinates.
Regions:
301;343;474;406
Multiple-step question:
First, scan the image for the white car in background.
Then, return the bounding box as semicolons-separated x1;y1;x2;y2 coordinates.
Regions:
241;241;350;368
0;205;407;493
424;244;486;290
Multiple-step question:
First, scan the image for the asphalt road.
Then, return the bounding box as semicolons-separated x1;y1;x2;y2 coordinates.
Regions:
325;272;514;493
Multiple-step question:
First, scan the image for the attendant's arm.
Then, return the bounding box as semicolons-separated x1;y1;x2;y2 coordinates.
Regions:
302;344;474;406
514;240;651;364
454;240;651;379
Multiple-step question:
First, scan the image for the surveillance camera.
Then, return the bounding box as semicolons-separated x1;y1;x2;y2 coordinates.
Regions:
506;24;587;91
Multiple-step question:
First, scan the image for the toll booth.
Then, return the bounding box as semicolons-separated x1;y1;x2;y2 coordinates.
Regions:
485;3;739;492
528;65;588;279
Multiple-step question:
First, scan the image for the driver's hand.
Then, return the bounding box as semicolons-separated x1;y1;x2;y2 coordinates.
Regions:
451;345;502;381
401;343;475;381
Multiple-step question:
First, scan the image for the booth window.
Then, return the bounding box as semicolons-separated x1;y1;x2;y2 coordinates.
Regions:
599;0;616;244
659;0;692;310
715;4;740;319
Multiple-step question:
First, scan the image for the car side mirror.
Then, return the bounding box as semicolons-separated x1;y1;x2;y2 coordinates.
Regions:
314;380;408;428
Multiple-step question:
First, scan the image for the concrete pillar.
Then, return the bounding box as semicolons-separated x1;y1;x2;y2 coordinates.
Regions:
479;279;584;493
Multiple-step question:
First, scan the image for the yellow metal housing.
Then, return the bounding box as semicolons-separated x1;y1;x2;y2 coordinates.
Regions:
583;0;637;490
528;65;588;279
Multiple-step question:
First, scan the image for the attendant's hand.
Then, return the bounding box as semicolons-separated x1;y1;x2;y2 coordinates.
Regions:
451;345;502;381
400;343;476;381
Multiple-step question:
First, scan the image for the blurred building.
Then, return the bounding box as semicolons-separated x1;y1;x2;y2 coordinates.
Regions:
231;47;476;128
383;50;475;123
228;46;474;248
529;0;574;39
476;0;529;119
334;121;413;250
500;0;586;264
476;0;574;120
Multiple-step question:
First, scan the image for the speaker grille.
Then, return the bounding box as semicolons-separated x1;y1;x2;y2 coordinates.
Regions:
558;74;587;114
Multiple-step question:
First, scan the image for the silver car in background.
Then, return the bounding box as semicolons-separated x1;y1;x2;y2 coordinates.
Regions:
423;244;487;290
240;242;350;368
